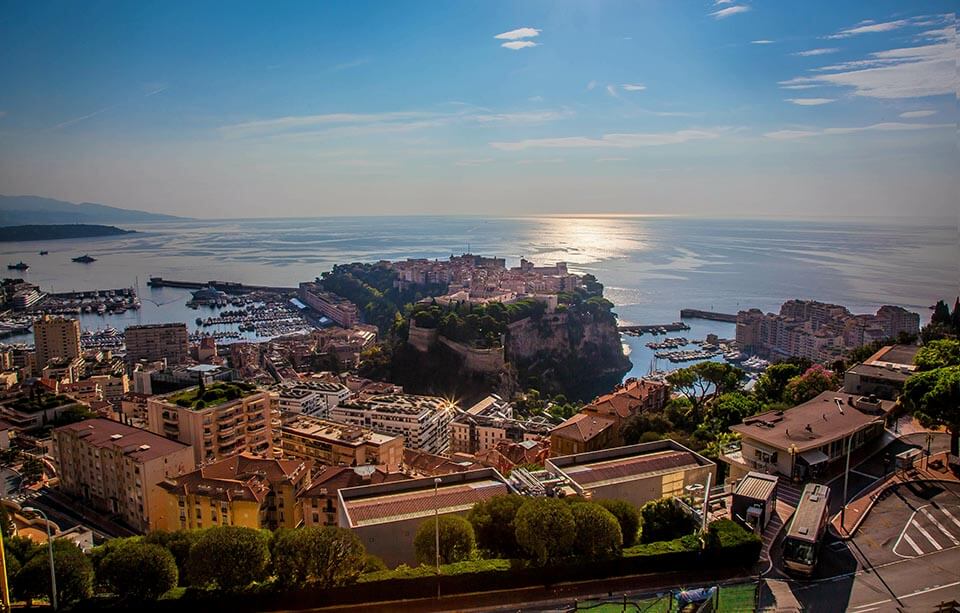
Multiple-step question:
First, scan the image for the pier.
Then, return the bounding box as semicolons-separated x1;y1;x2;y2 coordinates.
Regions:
147;277;297;295
679;308;738;323
618;322;691;334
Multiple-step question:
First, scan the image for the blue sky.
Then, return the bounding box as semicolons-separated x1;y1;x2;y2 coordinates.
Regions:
0;1;955;218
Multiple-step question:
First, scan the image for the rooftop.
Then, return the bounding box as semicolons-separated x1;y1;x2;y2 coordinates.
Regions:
549;412;616;443
730;391;895;452
300;465;409;498
164;381;261;410
343;393;455;416
734;471;779;501
282;414;398;446
866;344;919;367
548;439;714;489
160;452;310;502
55;418;190;463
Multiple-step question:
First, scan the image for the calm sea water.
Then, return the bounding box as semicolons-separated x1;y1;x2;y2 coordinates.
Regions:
2;216;955;380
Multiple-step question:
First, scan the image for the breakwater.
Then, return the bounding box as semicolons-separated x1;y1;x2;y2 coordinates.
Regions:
147;277;296;294
679;308;738;323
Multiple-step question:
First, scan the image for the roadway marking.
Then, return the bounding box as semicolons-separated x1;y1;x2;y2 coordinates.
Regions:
851;469;879;479
920;507;960;546
910;519;942;550
846;580;960;611
900;533;923;556
938;505;960;530
893;507;922;558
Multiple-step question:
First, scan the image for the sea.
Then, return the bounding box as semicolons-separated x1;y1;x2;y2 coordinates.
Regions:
2;215;955;381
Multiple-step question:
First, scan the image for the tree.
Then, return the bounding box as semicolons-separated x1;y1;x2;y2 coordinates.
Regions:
596;499;640;547
144;529;197;586
902;366;960;457
414;515;475;566
571;503;622;559
272;527;366;588
13;539;93;606
784;364;837;404
914;339;960;371
639;498;694;543
514;497;576;565
699;392;760;439
20;457;44;484
620;411;674;446
98;541;178;601
753;363;802;405
0;504;12;538
186;526;270;590
666;362;745;420
467;494;526;557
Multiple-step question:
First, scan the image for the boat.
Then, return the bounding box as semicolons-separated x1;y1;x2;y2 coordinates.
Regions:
39;250;49;255
6;261;29;271
72;254;97;263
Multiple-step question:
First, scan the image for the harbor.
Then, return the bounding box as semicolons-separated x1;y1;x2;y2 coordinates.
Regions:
618;321;692;335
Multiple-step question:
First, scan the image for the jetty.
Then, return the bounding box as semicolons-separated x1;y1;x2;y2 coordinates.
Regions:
147;277;297;295
679;308;738;323
618;322;691;334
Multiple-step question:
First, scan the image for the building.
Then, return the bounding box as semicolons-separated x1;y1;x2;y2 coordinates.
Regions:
330;394;455;455
158;453;311;531
280;413;403;470
449;394;552;455
124;323;190;365
731;471;779;531
53;419;195;532
33;315;81;370
546;440;716;510
842;344;919;400
146;381;275;463
275;380;351;418
1;390;86;431
300;465;409;527
549;412;618;456
298;282;359;327
722;391;895;482
337;468;513;566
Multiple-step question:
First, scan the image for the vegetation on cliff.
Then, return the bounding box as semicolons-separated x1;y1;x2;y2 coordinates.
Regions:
0;224;135;242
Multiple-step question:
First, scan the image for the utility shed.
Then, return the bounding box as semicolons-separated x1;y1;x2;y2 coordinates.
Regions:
732;471;779;531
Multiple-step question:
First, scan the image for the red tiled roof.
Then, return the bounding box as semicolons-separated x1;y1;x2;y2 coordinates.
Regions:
345;480;509;525
563;450;700;486
300;466;408;497
550;413;615;443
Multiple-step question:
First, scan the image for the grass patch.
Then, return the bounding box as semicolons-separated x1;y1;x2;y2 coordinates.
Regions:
577;582;757;612
167;382;258;409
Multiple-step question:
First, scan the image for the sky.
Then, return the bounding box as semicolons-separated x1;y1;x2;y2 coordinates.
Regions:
0;1;956;219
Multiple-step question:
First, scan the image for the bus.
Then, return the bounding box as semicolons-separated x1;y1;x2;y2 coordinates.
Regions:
782;483;831;576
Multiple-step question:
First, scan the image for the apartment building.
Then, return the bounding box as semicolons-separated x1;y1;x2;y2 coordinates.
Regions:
275;380;351;418
146;381;274;464
449;394;552;455
125;323;191;365
280;413;403;470
330;393;454;455
158;453;311;531
843;344;919;401
297;282;359;327
300;465;409;527
33;315;81;370
53;419;195;533
549;413;618;456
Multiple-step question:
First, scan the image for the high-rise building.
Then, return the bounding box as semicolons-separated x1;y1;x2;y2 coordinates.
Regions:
53;418;195;532
330;394;455;455
33;315;81;370
125;323;190;365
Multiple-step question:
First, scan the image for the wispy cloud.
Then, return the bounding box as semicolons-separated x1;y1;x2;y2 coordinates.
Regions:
780;84;820;90
52;105;117;130
785;98;836;106
501;41;538;50
900;109;937;118
490;128;724;151
793;48;838;57
586;80;598;91
606;85;619;98
596;157;629;162
455;158;494;167
528;95;544;102
331;58;370;72
765;121;951;139
621;84;646;92
516;158;565;165
751;40;775;45
711;5;750;19
827;19;909;39
494;27;541;41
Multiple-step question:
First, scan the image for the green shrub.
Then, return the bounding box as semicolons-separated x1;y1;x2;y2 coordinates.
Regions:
98;541;178;601
514;498;576;565
639;497;695;543
571;503;622;560
414;515;475;565
186;526;270;590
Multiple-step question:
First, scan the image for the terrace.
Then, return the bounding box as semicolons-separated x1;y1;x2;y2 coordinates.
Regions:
166;381;259;410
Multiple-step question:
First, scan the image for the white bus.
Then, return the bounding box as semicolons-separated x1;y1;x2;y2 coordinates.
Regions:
782;483;831;576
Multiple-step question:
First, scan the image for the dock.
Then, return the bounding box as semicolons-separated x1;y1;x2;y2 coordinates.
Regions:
147;277;297;295
680;308;738;323
618;322;691;334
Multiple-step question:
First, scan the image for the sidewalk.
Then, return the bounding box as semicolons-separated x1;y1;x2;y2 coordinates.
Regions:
831;450;960;538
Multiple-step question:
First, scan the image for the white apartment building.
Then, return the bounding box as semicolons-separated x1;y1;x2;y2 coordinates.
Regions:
275;380;351;418
330;394;454;455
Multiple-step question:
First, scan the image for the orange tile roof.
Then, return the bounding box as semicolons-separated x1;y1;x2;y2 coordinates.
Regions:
344;480;509;526
550;413;616;443
563;450;700;486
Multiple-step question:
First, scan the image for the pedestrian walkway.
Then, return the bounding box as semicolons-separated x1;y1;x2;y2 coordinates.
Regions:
759;481;801;568
775;481;802;508
892;503;960;558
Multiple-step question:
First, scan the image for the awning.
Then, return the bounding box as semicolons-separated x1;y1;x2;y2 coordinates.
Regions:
800;449;829;466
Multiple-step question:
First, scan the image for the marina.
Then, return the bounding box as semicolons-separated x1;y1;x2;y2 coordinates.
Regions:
618;321;692;335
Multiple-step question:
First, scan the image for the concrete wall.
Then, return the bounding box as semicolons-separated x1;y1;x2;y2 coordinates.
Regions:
407;324;438;352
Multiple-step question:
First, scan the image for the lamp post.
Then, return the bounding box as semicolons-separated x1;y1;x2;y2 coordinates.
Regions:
434;477;442;599
839;433;853;533
22;507;56;611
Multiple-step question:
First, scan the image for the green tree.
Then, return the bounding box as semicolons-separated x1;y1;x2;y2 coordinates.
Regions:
571;503;622;559
467;494;526;557
514;497;576;565
98;541;178;601
914;339;960;371
753;363;802;405
596;499;640;547
13;539;93;606
639;498;694;544
699;392;760;439
186;526;270;590
414;515;475;566
902;366;960;457
784;364;838;404
620;411;674;446
271;526;366;588
144;529;198;586
666;362;745;420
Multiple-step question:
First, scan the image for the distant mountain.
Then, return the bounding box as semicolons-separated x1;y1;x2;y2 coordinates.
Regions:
0;224;136;242
0;195;187;225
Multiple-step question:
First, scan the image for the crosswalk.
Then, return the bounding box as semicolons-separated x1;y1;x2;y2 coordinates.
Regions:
893;503;960;558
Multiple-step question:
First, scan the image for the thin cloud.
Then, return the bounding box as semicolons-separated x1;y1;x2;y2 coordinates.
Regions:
900;110;936;118
455;158;494;167
827;19;910;39
711;5;750;19
52;105;116;130
528;95;544;102
606;85;619;98
793;48;839;57
751;40;775;45
621;84;647;92
331;58;370;72
780;84;820;90
786;98;836;106
489;128;724;151
586;81;598;91
494;27;541;41
765;121;951;139
501;41;538;50
596;157;629;162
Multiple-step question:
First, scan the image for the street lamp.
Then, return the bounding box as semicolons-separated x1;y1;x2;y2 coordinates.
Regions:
433;477;442;599
22;507;56;611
